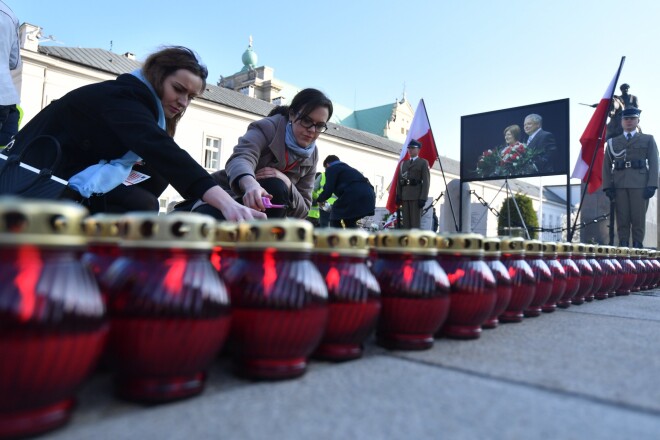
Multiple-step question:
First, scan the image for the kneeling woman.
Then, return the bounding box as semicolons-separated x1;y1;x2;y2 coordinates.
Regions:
5;46;263;222
191;88;333;219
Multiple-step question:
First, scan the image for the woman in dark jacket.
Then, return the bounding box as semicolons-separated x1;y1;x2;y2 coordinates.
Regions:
5;46;264;221
317;155;376;228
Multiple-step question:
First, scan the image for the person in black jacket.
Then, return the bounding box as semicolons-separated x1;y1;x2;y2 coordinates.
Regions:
5;46;264;221
316;155;375;228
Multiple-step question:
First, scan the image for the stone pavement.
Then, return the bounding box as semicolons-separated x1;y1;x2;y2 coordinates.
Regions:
42;292;660;440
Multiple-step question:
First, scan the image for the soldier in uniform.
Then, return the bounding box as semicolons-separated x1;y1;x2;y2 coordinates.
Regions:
396;139;430;229
602;108;658;247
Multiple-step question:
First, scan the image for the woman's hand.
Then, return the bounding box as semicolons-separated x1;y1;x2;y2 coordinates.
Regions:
256;167;292;190
202;186;266;221
238;175;270;211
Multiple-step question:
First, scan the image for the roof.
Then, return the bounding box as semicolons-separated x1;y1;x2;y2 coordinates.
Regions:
342;103;392;135
39;46;141;76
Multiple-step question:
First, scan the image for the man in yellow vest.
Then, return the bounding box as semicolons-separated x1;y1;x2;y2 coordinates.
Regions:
313;170;337;227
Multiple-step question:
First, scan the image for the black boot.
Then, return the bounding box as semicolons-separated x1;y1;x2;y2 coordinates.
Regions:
633;241;643;249
619;240;629;247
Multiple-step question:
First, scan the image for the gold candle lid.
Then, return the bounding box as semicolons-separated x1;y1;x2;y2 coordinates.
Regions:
648;250;656;258
586;244;596;256
367;233;376;248
82;213;122;245
556;242;572;256
572;243;587;256
313;228;369;257
501;236;525;255
372;229;437;256
117;212;215;250
614;246;627;257
543;241;558;255
235;219;313;251
595;245;609;257
437;233;484;256
0;197;88;247
523;239;543;257
214;221;238;248
483;237;501;256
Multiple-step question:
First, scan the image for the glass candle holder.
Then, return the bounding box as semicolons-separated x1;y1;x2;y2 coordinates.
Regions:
594;245;616;300
371;230;450;350
81;213;122;303
637;249;652;291
223;220;328;380
436;233;496;339
522;240;553;317
0;198;107;439
541;242;566;313
615;247;636;296
630;248;646;293
498;237;535;323
103;212;231;402
607;246;624;297
211;221;238;282
482;237;512;329
584;245;602;302
646;250;660;290
311;229;381;361
556;242;580;308
571;244;594;305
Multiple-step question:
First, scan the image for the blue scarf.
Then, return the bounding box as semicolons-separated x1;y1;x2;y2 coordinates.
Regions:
285;122;316;159
68;69;164;198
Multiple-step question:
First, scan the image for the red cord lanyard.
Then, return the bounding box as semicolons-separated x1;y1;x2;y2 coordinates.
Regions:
282;149;299;173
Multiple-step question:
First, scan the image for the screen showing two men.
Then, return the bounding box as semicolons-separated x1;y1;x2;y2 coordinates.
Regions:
460;98;570;182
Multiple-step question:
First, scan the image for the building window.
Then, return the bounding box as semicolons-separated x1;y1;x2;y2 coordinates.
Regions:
203;136;220;171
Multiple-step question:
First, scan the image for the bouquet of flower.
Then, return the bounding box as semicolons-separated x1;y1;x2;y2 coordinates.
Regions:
475;142;542;178
475;148;500;178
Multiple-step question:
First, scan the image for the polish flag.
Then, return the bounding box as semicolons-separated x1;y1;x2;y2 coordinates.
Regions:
571;58;625;193
386;99;438;213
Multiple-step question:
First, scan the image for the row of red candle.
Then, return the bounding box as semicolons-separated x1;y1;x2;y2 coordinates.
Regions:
1;199;657;438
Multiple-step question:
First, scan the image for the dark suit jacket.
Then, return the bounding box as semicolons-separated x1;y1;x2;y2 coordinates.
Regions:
317;161;375;220
6;74;216;200
526;129;557;174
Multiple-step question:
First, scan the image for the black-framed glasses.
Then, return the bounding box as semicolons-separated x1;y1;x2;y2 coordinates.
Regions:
296;115;328;133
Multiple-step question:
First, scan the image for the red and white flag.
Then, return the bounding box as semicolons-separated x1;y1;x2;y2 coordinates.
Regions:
571;58;625;193
385;99;438;213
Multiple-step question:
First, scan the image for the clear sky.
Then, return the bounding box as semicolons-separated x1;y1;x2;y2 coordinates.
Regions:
8;0;660;187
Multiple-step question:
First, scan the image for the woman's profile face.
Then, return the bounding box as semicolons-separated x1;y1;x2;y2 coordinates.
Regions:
291;106;330;147
504;130;515;145
160;69;204;119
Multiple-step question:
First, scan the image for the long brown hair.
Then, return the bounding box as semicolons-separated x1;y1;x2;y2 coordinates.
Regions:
142;46;208;136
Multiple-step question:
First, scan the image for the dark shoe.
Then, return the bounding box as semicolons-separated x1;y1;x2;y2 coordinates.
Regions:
633;241;644;249
619;240;629;247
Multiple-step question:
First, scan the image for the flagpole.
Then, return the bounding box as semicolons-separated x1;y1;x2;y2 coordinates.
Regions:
568;56;625;242
420;99;459;232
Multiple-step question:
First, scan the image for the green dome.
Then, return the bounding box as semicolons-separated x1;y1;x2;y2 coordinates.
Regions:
242;48;257;68
241;36;257;71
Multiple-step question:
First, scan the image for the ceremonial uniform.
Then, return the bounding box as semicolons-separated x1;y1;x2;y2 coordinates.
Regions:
602;126;659;247
396;155;430;229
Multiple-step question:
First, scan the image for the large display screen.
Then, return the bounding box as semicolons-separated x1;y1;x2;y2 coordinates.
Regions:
461;99;570;182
